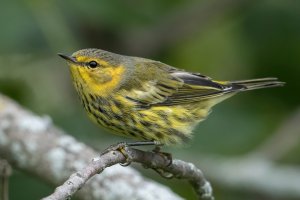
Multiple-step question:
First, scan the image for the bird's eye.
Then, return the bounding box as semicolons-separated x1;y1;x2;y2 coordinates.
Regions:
88;61;98;68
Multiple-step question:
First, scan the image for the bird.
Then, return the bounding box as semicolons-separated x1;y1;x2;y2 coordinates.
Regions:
58;48;284;146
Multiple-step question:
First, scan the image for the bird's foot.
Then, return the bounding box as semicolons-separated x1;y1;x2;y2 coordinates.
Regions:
101;141;161;166
100;142;132;166
141;144;174;179
152;145;173;167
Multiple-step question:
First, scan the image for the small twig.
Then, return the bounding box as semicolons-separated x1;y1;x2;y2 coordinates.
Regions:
0;159;12;200
42;144;214;200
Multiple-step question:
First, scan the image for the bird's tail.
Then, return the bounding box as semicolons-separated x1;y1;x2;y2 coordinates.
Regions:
229;77;285;91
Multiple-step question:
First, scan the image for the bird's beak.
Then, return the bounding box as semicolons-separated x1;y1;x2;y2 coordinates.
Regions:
57;53;77;63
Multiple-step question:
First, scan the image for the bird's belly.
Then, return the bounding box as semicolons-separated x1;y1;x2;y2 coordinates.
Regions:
86;99;210;145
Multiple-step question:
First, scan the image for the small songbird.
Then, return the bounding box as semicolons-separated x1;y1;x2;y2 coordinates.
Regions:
58;49;284;145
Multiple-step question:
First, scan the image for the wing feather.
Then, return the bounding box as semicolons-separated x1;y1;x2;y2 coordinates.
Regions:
122;61;237;107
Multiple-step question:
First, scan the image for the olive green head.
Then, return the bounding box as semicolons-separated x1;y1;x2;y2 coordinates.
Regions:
58;48;130;96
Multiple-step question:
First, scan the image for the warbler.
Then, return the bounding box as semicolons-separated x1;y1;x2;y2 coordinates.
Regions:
58;49;284;145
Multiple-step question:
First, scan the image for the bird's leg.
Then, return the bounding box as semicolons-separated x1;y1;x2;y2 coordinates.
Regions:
127;140;161;147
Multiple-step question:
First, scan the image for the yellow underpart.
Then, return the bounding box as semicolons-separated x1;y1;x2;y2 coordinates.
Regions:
111;104;122;114
141;106;191;132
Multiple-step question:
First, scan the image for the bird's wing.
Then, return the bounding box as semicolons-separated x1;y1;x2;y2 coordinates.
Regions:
123;61;240;107
158;72;236;106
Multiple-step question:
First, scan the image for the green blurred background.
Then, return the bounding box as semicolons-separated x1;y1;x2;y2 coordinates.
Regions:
0;0;299;199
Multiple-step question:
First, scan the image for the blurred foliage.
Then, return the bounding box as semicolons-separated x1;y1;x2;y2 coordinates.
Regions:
0;0;299;199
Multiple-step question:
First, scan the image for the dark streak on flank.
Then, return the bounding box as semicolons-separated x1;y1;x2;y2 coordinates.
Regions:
129;117;137;125
156;110;168;118
169;128;189;143
152;123;161;130
112;113;123;121
156;132;164;139
164;118;172;126
140;120;151;127
87;105;92;113
128;131;136;137
98;106;108;115
89;94;96;101
82;93;89;105
132;128;145;137
113;99;123;109
173;114;191;123
98;97;111;106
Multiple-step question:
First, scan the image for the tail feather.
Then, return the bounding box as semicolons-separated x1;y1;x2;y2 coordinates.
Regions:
230;77;285;91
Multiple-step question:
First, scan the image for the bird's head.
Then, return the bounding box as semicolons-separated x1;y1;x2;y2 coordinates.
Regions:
58;48;128;96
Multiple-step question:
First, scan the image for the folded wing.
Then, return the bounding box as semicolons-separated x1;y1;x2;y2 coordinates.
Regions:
124;61;240;107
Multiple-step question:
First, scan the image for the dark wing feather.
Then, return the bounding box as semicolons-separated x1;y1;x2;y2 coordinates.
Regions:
123;61;241;107
154;72;239;106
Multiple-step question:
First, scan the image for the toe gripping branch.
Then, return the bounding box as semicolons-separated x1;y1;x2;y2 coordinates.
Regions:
100;142;133;166
101;141;175;178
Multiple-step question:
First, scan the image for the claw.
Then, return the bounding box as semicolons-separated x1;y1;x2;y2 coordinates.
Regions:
153;168;174;179
100;142;132;166
118;145;132;166
100;142;127;156
120;161;132;166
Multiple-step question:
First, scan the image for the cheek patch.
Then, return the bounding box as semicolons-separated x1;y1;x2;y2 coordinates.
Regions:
80;65;125;96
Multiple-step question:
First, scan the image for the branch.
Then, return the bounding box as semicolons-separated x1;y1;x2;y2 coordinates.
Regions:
0;94;183;200
43;144;213;200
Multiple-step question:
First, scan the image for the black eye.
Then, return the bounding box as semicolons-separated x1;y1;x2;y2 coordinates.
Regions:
88;61;98;68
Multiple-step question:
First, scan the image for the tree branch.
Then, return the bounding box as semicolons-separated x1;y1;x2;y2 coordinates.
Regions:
0;94;183;200
43;144;213;200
